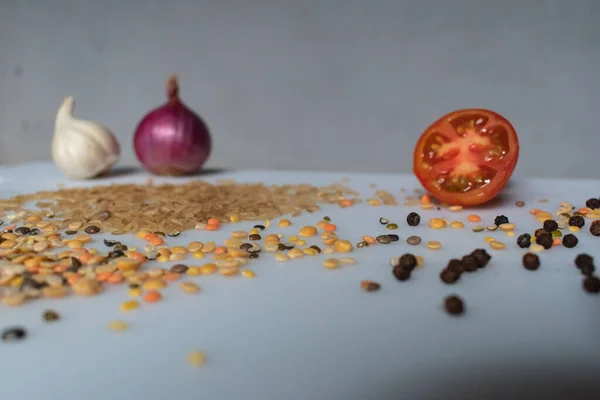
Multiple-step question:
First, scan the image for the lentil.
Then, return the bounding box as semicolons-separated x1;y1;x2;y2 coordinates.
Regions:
427;241;442;250
248;234;261;241
14;226;31;235
583;276;600;294
406;212;420;226
108;320;129;332
585;198;600;210
522;253;540;271
274;254;289;262
241;269;256;278
499;223;515;232
379;217;389;225
309;245;322;253
2;327;27;342
472;226;484;233
387;234;399;242
386;223;398;230
323;258;340;269
188;351;206;367
451;221;464;229
376;235;392;244
486;225;498;232
590;220;600;236
200;264;218;274
72;278;103;296
444;295;464;315
334;240;353;253
120;300;139;312
340;257;356;265
362;236;376;244
569;215;585;228
429;218;446;229
299;226;318;237
515;200;525;207
278;219;292;227
84;225;100;234
494;215;509;226
360;280;381;292
536;232;553;249
489;241;505;250
170;264;189;274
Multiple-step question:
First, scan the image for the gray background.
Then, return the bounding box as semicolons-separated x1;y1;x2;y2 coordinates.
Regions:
1;0;599;178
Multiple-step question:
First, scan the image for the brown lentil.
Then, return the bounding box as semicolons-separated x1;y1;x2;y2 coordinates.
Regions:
376;235;392;244
248;234;261;241
515;200;525;207
170;264;189;274
360;280;381;292
84;225;100;234
387;234;399;242
42;310;60;322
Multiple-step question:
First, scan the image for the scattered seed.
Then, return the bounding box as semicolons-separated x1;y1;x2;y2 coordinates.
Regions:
360;280;381;292
451;221;464;229
449;205;463;212
406;212;420;226
585;198;600;210
523;253;540;271
406;236;421;245
515;201;525;207
120;300;139;312
517;233;531;248
187;350;206;367
489;241;505;250
241;269;256;278
72;278;103;296
472;226;484;232
98;210;112;220
376;235;392;244
387;234;399;242
309;245;322;253
440;268;460;284
590;220;600;237
248;234;261;241
386;223;398;230
444;295;464;315
170;264;189;274
14;226;31;235
2;327;27;342
274;254;289;262
493;215;509;226
278;219;292;227
334;240;353;253
357;240;368;248
529;244;544;253
42;310;60;322
379;217;389;225
392;265;411;281
299;226;318;237
427;241;442;250
470;249;491;268
499;223;515;231
486;225;498;231
180;281;200;293
396;253;417;271
323;258;340;269
429;218;446;229
108;320;129;332
84;225;100;234
340;257;356;265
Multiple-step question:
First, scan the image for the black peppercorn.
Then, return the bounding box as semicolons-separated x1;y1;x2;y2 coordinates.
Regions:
522;253;540;271
568;215;585;228
494;215;509;226
585;198;600;210
516;233;531;248
590;220;600;237
440;269;460;284
461;255;479;272
534;228;546;238
392;265;411;281
470;249;491;268
582;276;600;293
536;232;553;249
542;219;558;232
562;234;578;248
446;259;464;274
406;212;421;227
444;295;464;315
396;253;417;271
580;264;595;277
575;253;594;270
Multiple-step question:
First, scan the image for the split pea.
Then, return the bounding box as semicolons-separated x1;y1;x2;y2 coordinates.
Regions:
288;249;304;259
274;254;289;262
451;221;464;229
340;257;356;265
241;269;256;278
231;230;248;239
296;240;306;246
108;320;129;332
299;226;318;237
142;279;166;290
486;225;498;231
200;264;218;274
188;351;206;367
323;258;340;269
303;248;318;256
499;223;515;232
278;219;292;227
489;241;506;250
430;218;446;229
180;281;200;294
120;300;139;312
334;240;353;253
472;226;484;232
427;241;441;250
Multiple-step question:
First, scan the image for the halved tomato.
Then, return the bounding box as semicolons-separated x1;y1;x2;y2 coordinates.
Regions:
413;109;519;207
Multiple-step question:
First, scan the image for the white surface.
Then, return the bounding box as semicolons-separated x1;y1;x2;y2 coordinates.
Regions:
2;0;600;178
1;163;600;400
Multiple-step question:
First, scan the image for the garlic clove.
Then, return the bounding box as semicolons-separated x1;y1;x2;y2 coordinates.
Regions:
52;96;120;180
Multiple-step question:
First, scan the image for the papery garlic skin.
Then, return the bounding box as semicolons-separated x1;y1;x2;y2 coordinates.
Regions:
52;96;120;179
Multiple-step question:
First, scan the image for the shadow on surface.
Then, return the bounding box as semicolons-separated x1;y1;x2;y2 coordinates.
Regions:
101;166;231;179
366;361;600;400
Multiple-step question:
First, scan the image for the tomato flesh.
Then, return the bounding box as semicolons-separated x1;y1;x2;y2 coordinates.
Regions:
413;109;519;207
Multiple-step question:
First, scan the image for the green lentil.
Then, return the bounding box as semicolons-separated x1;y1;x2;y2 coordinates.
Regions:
386;223;398;230
472;226;485;232
376;235;392;244
551;230;563;238
42;310;60;322
357;241;369;248
486;225;498;231
406;236;421;245
323;216;331;222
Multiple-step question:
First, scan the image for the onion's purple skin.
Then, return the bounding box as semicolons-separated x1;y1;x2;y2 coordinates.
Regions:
133;76;211;176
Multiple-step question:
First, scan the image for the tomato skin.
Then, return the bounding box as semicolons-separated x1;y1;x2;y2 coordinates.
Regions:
413;109;519;207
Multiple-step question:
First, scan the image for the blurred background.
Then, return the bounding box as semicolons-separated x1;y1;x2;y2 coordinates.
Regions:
1;0;599;178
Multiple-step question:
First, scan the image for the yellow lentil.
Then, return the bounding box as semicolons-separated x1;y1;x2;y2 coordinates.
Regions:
187;351;206;367
157;255;170;262
120;300;140;312
421;203;434;210
333;240;353;253
116;259;142;272
42;286;69;298
489;241;506;250
416;255;424;267
278;219;292;227
212;253;232;261
220;267;239;277
231;230;248;239
157;248;171;256
427;241;441;250
299;226;318;237
288;249;304;259
108;320;129;332
67;240;84;249
568;226;580;232
265;220;271;227
187;242;204;251
288;236;299;242
499;223;516;231
217;259;242;269
201;242;216;253
192;251;205;259
368;199;381;206
129;287;143;297
200;264;218;274
264;234;280;243
274;253;289;262
529;244;544;253
230;215;240;222
484;236;495;243
323;258;340;269
187;266;202;276
429;218;446;229
169;253;185;261
303;248;318;256
339;257;356;265
506;231;515;237
296;239;307;246
228;248;249;258
486;225;498;231
241;269;256;278
451;221;464;229
224;238;243;248
171;246;188;254
472;226;484;232
317;220;328;229
142;279;166;290
449;205;463;212
180;281;200;293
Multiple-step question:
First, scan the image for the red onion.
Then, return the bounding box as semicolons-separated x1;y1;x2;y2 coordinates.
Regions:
133;75;212;175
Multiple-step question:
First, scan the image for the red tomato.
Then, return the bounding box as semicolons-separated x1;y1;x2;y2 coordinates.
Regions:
413;109;519;207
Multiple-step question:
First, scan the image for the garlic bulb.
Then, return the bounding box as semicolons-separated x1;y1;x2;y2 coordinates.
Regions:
52;96;120;179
